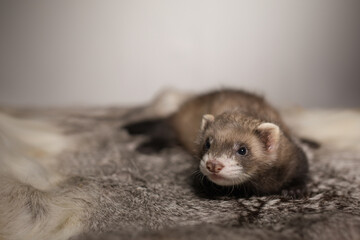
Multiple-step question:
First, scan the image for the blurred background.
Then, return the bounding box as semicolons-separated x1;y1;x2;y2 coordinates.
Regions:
0;0;359;108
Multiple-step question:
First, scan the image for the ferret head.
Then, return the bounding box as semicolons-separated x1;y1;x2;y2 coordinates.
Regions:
197;112;281;186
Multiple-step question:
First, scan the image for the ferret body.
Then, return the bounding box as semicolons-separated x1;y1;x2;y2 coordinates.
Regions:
126;89;309;196
169;89;308;195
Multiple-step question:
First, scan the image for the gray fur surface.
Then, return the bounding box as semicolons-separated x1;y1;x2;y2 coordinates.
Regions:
3;107;360;240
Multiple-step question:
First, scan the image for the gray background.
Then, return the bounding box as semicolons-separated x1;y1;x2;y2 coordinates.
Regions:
0;0;359;107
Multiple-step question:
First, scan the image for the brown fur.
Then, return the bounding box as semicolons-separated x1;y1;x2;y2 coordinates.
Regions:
170;89;308;195
170;89;290;153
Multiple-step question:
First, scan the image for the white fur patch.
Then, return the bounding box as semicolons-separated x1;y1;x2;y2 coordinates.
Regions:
0;112;68;156
257;122;280;154
282;109;360;152
150;88;194;117
200;153;249;186
0;112;67;190
0;112;87;240
201;114;215;131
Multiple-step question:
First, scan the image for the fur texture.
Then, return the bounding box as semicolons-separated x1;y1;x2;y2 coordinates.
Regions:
0;113;95;240
0;102;359;240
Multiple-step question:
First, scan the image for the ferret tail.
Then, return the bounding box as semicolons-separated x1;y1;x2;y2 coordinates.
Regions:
0;112;87;240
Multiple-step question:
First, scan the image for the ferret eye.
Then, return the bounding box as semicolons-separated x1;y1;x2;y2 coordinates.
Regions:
237;147;247;156
204;138;211;150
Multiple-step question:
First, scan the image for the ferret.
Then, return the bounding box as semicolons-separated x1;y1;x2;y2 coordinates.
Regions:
125;89;309;197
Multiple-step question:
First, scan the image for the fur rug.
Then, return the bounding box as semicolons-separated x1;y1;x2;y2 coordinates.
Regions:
0;96;360;240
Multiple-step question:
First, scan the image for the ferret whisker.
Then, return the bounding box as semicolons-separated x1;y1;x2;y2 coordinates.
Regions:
246;177;261;194
193;155;203;161
191;169;201;176
242;183;248;197
200;174;206;188
229;180;235;196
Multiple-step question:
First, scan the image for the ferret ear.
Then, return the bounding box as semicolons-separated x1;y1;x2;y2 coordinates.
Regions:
256;122;280;154
201;114;214;131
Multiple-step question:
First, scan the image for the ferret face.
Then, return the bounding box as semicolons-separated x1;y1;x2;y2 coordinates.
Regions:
198;113;280;186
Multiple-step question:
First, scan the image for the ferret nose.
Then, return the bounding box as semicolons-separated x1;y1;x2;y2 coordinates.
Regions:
206;160;224;173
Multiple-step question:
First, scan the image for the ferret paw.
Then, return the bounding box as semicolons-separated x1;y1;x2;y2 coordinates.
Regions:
281;187;307;199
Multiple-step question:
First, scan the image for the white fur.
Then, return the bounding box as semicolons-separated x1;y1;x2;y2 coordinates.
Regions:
150;88;193;117
0;113;65;190
256;122;280;149
282;109;360;151
0;112;86;240
201;114;215;131
257;122;280;161
0;113;68;156
200;153;249;186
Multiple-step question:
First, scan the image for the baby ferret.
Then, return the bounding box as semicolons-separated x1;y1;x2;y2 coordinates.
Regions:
125;89;309;197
